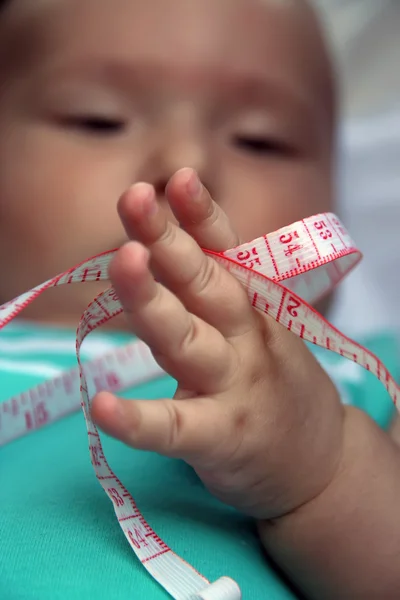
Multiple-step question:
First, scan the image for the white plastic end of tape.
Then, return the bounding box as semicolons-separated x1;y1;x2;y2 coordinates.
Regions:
191;577;242;600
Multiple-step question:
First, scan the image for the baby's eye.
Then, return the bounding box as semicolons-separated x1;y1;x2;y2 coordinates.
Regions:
62;115;127;135
232;135;291;157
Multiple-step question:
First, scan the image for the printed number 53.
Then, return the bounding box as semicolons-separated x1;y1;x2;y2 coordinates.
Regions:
314;220;332;240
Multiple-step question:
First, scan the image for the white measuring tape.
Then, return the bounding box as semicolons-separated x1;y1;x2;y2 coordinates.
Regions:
1;212;398;599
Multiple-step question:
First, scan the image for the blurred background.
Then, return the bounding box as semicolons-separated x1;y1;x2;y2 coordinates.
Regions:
312;0;400;341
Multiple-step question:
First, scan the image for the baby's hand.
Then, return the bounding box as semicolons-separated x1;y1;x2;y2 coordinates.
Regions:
92;168;343;519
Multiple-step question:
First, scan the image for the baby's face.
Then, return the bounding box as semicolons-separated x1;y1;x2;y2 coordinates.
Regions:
0;0;334;325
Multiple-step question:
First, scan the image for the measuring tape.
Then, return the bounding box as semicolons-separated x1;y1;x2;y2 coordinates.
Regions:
1;212;398;599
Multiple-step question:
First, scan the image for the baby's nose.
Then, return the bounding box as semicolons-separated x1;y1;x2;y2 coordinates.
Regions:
142;122;215;198
154;140;206;196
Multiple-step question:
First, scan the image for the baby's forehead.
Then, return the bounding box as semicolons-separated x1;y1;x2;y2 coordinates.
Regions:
2;0;314;49
1;0;334;123
2;0;315;41
1;0;323;68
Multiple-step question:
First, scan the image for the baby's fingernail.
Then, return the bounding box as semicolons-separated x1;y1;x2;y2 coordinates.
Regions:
186;171;202;200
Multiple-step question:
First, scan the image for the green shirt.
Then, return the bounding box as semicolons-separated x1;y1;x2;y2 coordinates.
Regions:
0;321;397;599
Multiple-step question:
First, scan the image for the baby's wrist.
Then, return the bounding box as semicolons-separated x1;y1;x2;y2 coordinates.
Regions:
271;387;345;518
260;405;359;526
257;407;400;598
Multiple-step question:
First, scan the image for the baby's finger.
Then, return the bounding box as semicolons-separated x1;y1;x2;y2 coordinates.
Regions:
166;168;240;252
117;182;255;338
109;241;235;390
91;391;231;465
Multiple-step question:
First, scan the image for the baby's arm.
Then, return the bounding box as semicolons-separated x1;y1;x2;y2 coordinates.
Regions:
260;407;400;599
389;411;400;445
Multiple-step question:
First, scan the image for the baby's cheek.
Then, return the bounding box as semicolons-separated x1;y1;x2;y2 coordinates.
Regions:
219;157;331;244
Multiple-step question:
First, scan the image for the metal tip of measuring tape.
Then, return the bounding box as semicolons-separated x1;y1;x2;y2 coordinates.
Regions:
192;577;242;600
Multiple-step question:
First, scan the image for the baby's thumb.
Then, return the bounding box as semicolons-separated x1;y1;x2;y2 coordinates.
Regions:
91;392;222;462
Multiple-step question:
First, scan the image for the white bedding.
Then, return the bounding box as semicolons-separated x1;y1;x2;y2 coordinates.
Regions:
330;111;400;338
312;0;400;339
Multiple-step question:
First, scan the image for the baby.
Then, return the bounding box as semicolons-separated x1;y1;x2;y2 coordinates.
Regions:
0;1;399;599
